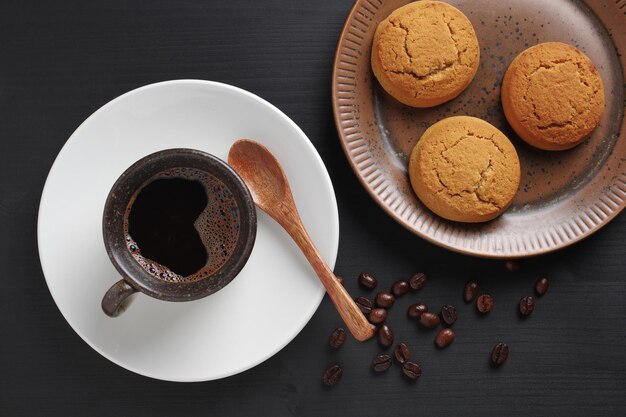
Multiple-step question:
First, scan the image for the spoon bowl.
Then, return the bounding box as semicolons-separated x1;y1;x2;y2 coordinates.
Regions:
227;139;287;210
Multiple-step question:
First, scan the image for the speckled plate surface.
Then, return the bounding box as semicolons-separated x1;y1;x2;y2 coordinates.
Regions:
333;0;626;258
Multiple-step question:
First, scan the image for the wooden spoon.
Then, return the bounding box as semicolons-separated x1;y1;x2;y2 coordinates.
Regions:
228;139;375;341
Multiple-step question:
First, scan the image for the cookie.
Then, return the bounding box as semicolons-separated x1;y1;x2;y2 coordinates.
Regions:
409;116;520;223
371;1;480;108
501;42;604;151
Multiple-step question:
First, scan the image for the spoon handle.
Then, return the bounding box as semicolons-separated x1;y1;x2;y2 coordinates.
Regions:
272;201;375;342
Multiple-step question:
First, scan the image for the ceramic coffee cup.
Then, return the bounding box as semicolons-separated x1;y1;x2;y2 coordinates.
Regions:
101;148;257;317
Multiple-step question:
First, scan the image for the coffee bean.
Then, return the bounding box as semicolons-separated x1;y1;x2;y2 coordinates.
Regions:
402;361;422;380
358;272;377;290
369;308;388;324
441;305;458;325
407;303;428;318
409;272;427;290
435;328;455;348
476;294;494;314
336;276;344;286
463;281;479;302
355;296;373;314
372;354;392;372
535;277;549;296
322;364;343;386
329;327;347;349
519;296;535;316
505;260;520;272
391;280;410;296
491;343;509;366
394;342;410;363
375;292;395;308
419;312;441;328
378;324;394;348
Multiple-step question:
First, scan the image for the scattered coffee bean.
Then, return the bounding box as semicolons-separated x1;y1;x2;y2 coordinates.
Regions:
435;328;455;348
372;354;392;372
505;260;520;272
441;305;458;325
476;294;494;314
535;277;549;296
375;291;395;308
336;276;344;286
369;308;388;324
394;342;410;364
402;361;422;380
329;327;347;349
358;272;377;290
491;343;509;366
463;281;479;302
419;312;441;329
409;272;427;290
407;303;428;318
322;364;343;386
378;324;394;348
355;296;373;314
392;280;410;297
519;296;535;316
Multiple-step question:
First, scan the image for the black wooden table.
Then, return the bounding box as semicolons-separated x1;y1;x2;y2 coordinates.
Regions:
1;1;625;416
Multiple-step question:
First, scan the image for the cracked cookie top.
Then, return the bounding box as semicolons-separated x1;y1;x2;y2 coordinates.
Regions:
409;116;520;223
501;42;605;151
371;1;480;108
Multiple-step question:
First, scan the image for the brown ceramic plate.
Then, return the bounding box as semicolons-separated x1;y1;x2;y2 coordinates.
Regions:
332;0;626;258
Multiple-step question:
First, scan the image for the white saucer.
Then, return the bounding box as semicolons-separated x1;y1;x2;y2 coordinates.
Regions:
38;80;339;382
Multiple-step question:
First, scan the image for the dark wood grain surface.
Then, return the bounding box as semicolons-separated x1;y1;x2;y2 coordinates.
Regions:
1;1;625;416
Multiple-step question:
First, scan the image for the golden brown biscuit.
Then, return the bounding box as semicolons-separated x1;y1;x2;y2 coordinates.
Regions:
501;42;604;151
371;1;480;108
409;116;520;223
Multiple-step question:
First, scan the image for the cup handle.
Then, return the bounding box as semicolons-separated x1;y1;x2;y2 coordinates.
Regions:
101;280;138;317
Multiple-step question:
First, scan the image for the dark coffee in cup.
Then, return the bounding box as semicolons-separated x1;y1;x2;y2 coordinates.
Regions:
101;149;257;317
125;168;241;281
